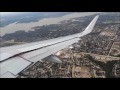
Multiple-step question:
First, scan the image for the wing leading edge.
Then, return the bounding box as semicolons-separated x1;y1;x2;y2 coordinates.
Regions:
0;15;99;78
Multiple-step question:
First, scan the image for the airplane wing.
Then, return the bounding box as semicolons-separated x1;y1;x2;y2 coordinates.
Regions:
0;15;99;78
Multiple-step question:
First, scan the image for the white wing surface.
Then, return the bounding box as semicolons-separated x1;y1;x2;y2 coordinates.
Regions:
0;15;99;78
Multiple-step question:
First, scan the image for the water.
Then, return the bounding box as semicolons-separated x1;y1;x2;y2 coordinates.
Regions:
0;12;101;36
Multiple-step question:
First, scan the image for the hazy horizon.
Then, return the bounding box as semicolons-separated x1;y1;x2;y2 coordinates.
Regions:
0;12;101;36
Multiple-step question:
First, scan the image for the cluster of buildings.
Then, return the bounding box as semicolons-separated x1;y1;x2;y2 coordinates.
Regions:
18;49;106;78
75;34;112;55
113;62;120;77
110;42;120;57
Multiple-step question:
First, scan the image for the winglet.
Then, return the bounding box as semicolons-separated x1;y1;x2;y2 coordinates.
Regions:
81;15;99;35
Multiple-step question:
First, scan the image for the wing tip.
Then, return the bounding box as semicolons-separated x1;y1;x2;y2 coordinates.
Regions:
81;15;99;35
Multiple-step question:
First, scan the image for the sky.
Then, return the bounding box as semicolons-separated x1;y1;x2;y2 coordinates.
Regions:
1;12;14;15
1;12;28;16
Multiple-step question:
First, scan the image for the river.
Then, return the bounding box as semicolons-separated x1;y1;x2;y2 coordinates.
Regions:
0;12;101;36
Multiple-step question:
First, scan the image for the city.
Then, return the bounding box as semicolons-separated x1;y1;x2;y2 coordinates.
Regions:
18;13;120;78
0;12;120;78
